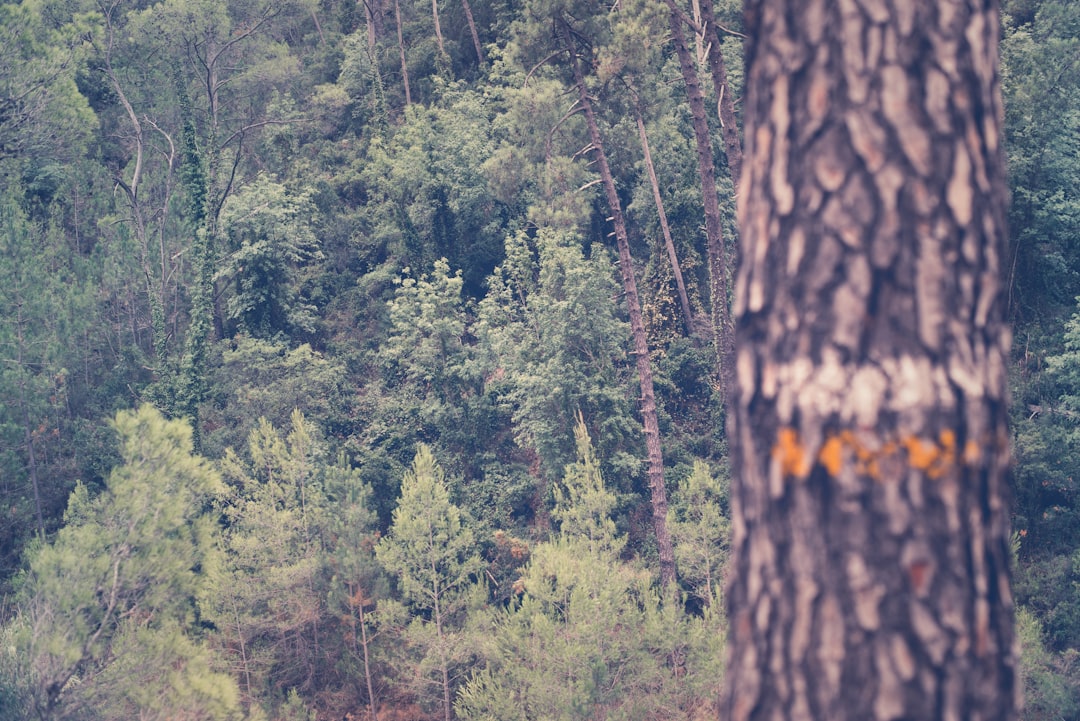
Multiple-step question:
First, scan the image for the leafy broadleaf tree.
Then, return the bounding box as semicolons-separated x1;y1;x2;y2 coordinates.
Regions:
216;175;323;339
376;444;482;721
374;257;528;532
476;229;639;485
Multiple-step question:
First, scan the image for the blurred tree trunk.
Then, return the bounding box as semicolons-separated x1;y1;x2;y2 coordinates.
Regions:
725;2;1017;720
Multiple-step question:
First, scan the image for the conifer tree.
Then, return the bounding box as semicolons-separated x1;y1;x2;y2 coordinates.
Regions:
20;405;240;720
377;444;481;721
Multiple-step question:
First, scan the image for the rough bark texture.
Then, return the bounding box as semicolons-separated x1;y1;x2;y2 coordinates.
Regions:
667;6;733;397
558;17;676;589
725;1;1016;720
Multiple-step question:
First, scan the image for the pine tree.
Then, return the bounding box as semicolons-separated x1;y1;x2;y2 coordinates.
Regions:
377;444;481;721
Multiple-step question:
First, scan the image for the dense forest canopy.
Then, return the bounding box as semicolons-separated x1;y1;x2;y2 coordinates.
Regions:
0;0;1077;718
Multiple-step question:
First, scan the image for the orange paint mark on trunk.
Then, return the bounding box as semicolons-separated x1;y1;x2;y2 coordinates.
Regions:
773;427;811;478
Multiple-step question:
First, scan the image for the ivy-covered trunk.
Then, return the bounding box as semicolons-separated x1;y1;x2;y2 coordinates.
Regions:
725;1;1016;720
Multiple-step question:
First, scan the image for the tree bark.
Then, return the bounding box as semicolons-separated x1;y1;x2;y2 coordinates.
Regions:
631;90;696;335
666;5;733;398
558;17;676;589
363;0;377;54
725;2;1016;720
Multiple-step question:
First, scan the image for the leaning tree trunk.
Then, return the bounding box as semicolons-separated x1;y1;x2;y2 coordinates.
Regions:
666;4;733;398
725;2;1016;721
558;17;676;590
461;0;485;67
630;89;696;335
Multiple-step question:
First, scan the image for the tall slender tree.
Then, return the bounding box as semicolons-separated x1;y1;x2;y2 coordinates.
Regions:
556;13;676;589
376;445;481;721
629;85;697;334
726;1;1016;720
665;0;733;396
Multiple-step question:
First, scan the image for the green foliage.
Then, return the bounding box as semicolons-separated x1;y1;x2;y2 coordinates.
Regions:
376;444;483;717
377;444;481;613
356;89;507;293
373;256;531;533
217;175;323;339
0;193;91;571
669;460;729;607
477;229;641;484
551;415;623;556
200;335;348;458
458;422;724;721
4;0;1078;714
0;0;98;165
1017;607;1080;721
207;410;329;705
1002;0;1080;322
19;404;240;720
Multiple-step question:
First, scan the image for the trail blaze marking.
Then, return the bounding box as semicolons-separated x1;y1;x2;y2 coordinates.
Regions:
772;427;974;481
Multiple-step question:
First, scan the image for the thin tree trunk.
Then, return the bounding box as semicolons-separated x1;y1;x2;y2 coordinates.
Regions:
355;589;378;721
696;0;743;186
13;290;45;537
394;0;412;106
432;581;452;721
309;8;325;44
461;0;484;67
364;0;377;53
666;6;733;400
631;90;696;334
726;2;1015;720
558;17;676;589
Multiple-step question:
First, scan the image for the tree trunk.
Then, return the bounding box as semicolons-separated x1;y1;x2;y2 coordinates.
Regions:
363;0;377;54
666;6;733;399
355;589;378;721
13;291;45;537
432;0;446;57
631;91;696;335
696;0;743;186
558;17;676;590
461;0;485;67
432;581;452;721
394;0;412;106
725;2;1016;720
